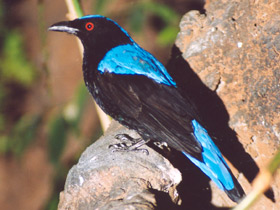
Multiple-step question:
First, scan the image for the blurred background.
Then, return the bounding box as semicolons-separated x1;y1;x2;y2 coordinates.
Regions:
0;0;204;209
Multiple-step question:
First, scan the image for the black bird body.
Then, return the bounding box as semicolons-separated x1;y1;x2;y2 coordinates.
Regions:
89;72;201;157
49;15;245;202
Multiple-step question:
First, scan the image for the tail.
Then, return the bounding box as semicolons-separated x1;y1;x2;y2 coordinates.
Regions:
183;119;245;202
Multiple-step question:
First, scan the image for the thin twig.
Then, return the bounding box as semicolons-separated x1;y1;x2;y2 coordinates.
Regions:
233;149;280;210
64;0;111;131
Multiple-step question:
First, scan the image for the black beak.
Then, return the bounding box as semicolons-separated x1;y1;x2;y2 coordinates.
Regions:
48;21;79;35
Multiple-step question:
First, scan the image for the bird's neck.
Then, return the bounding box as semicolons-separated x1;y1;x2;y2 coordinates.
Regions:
82;49;99;94
81;41;114;105
81;37;134;87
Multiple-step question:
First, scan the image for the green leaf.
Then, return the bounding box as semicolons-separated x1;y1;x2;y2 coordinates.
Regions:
129;7;145;33
7;115;41;156
0;135;8;154
0;31;36;86
126;1;180;46
44;193;59;210
48;115;68;165
94;0;110;14
140;1;179;25
157;25;179;46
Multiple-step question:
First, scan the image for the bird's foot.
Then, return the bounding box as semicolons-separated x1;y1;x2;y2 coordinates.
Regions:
153;141;171;153
109;134;149;155
153;141;168;148
114;134;141;144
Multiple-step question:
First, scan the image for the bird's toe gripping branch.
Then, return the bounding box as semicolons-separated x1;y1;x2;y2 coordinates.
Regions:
109;134;149;155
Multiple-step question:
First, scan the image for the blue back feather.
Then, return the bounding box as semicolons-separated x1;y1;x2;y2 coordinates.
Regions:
98;43;177;86
183;119;234;190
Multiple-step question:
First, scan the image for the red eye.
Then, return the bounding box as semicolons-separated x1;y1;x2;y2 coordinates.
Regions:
85;22;94;31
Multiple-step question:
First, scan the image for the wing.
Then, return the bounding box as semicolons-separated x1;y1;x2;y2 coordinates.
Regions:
95;59;243;195
95;44;203;157
97;43;176;87
95;70;203;158
94;46;245;195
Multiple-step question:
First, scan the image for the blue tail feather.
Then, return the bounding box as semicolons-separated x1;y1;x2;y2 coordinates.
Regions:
183;119;234;191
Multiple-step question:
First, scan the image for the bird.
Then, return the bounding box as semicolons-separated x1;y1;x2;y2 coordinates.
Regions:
49;15;245;202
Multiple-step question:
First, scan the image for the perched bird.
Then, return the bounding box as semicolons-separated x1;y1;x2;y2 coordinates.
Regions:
49;15;245;202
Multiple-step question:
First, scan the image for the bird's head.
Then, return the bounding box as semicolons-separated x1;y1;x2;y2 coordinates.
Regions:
49;15;133;51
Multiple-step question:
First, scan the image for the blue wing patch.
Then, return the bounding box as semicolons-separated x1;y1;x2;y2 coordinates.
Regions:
98;43;177;87
183;119;234;191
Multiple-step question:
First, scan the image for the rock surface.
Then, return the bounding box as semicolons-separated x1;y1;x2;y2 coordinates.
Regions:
175;0;280;208
58;121;181;210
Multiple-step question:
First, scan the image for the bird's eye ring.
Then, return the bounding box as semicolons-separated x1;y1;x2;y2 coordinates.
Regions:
85;22;94;31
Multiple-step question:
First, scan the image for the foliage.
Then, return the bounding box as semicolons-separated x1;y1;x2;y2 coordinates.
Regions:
47;84;90;165
0;31;36;86
48;115;68;165
128;1;180;46
0;1;38;156
5;115;41;156
92;0;180;46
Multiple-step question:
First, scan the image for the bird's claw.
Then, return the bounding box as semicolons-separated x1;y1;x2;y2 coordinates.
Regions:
109;134;149;155
114;133;141;143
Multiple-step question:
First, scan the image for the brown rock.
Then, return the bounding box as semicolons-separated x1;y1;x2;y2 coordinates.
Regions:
175;0;280;208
